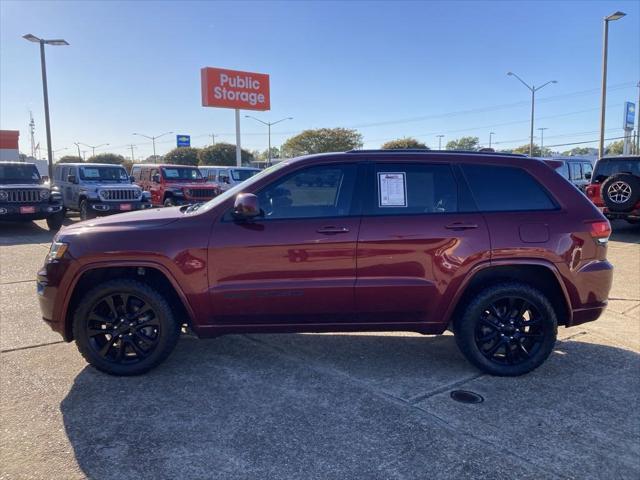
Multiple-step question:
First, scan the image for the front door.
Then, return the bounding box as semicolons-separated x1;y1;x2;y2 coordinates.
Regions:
207;163;361;326
356;161;491;325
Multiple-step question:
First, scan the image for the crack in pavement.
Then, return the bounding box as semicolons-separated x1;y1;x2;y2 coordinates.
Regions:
0;279;35;286
1;340;65;354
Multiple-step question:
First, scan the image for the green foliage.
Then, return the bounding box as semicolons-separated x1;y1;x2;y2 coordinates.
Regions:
86;153;126;164
445;136;480;151
282;128;363;157
163;147;200;166
561;147;596;156
57;155;83;164
197;143;255;166
381;137;429;150
511;144;552;157
605;140;624;155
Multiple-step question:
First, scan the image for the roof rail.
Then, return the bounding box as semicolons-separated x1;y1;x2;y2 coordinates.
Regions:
346;149;528;158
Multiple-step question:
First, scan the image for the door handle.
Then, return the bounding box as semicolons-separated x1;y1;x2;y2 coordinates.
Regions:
317;226;350;234
445;222;479;231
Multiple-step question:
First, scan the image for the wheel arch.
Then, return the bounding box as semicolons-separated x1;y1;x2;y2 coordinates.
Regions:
445;261;572;329
62;262;195;341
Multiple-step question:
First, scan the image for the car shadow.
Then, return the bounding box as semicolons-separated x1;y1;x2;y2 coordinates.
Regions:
610;219;640;244
0;217;77;246
59;332;640;480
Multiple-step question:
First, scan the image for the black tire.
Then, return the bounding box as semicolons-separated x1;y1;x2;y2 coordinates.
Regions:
626;219;640;225
163;197;175;207
453;282;557;376
79;199;95;221
45;211;64;231
601;174;640;212
72;279;180;376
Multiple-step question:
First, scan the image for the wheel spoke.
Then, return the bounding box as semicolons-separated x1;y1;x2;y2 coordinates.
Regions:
98;336;118;357
485;339;503;358
478;330;498;343
126;337;147;358
516;341;531;358
103;296;119;319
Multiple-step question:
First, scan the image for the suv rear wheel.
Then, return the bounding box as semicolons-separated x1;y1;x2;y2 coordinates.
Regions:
72;279;180;376
79;199;95;221
454;282;557;376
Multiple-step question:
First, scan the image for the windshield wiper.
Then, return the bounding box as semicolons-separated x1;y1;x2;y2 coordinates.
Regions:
184;202;203;213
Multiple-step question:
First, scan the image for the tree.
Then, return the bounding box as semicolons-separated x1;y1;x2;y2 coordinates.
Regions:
381;137;429;150
198;143;255;166
605;140;624;155
282;128;363;157
57;155;83;163
512;144;552;157
86;153;126;164
144;155;163;164
561;147;597;157
445;136;480;151
163;147;200;166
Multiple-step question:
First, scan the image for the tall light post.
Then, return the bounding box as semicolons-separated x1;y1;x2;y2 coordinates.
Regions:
245;116;293;166
537;127;548;156
507;72;557;156
23;34;69;180
599;11;626;159
73;142;82;159
78;142;109;158
436;134;445;150
489;132;495;149
132;132;173;162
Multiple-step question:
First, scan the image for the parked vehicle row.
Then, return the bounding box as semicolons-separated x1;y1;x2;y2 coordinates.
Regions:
37;150;613;377
199;166;260;192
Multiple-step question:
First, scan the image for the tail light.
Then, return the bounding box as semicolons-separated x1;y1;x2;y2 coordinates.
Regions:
585;185;596;198
587;220;611;244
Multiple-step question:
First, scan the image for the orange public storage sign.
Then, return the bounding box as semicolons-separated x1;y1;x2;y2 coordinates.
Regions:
201;67;270;111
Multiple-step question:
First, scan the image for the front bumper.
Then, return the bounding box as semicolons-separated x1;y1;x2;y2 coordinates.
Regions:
87;199;153;215
0;202;63;221
37;259;73;340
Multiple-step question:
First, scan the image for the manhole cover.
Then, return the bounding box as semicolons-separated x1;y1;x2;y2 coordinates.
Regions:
450;390;484;404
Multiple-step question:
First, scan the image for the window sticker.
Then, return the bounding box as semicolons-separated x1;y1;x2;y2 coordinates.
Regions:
82;168;100;178
378;172;407;207
164;169;179;178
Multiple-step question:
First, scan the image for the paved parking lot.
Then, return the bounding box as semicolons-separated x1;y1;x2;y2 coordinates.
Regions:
1;219;639;479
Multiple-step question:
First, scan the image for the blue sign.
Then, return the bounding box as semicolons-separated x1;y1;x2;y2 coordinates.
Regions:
624;102;635;131
177;134;191;147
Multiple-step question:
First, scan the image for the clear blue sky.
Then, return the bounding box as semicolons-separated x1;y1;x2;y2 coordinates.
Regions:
1;0;639;159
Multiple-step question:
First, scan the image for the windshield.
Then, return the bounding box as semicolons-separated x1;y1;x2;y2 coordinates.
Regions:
195;162;290;214
79;166;129;182
162;167;202;181
231;169;260;181
593;158;640;183
0;164;41;184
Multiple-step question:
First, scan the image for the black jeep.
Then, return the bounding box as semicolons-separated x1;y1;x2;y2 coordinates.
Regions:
0;162;65;230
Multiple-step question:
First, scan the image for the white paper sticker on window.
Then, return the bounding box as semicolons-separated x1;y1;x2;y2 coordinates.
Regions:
378;172;407;207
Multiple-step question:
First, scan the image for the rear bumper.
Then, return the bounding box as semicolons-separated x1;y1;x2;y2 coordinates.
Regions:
0;202;63;221
598;205;640;221
565;260;614;327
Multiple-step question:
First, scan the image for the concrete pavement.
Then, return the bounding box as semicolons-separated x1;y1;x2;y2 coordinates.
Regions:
1;219;639;479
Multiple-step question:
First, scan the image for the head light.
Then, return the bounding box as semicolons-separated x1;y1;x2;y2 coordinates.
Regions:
47;241;69;262
0;190;8;201
39;190;50;200
99;190;110;199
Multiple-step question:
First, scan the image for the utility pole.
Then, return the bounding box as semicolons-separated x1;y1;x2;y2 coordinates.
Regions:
636;81;640;154
437;135;445;150
74;142;82;159
128;144;137;162
489;132;495;149
537;127;548;156
132;132;173;162
245;116;293;167
210;133;215;145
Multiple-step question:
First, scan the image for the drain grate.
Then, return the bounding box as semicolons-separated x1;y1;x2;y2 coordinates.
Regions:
450;390;484;404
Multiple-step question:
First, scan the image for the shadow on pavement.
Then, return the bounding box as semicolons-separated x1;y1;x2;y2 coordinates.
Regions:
0;218;76;246
610;219;640;244
60;333;640;480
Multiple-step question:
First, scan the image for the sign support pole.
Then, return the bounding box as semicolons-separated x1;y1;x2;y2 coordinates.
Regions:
235;109;241;167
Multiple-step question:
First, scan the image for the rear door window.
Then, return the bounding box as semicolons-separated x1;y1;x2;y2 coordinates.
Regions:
570;162;582;181
366;163;458;215
582;162;593;180
556;162;570;180
461;164;557;212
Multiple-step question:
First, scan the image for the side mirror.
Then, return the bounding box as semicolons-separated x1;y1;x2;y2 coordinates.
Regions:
584;171;592;180
129;175;135;183
40;176;49;183
233;193;261;220
67;175;77;184
152;173;161;183
221;176;230;184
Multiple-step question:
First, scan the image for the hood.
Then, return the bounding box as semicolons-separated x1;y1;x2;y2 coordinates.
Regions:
0;183;47;189
60;206;183;235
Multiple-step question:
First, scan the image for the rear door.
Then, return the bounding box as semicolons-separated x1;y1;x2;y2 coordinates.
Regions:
356;161;491;325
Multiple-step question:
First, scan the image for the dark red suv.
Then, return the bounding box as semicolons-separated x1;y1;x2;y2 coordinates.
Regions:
37;150;613;376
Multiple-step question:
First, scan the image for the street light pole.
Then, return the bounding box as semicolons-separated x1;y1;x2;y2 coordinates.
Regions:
74;142;82;159
132;132;173;162
23;34;69;180
78;142;109;158
489;132;495;149
245;116;293;166
599;11;626;159
507;72;557;156
436;135;445;150
537;128;548;156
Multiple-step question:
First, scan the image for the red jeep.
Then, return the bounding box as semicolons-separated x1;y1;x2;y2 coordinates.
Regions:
585;156;640;224
131;164;219;207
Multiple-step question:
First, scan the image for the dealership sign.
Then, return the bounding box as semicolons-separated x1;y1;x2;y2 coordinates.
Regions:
201;67;270;111
623;102;635;131
176;135;190;147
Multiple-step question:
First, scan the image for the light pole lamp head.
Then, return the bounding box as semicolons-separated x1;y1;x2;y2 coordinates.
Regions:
606;11;626;21
23;34;41;43
45;39;69;46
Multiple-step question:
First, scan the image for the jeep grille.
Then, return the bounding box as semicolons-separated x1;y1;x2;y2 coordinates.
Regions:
99;189;141;201
187;188;216;199
3;189;41;203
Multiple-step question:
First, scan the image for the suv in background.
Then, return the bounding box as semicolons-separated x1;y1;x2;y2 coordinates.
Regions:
53;163;151;221
38;150;612;376
199;166;260;192
552;157;594;192
0;162;64;230
585;155;640;224
132;164;219;207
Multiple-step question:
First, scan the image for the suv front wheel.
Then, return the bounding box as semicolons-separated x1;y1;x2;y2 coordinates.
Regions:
72;279;180;376
454;282;557;376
